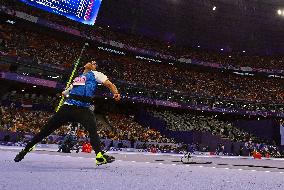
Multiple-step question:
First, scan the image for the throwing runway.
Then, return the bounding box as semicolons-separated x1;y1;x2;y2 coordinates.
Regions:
1;148;284;190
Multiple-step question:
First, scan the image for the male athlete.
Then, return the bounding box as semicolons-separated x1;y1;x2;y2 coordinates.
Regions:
14;60;121;165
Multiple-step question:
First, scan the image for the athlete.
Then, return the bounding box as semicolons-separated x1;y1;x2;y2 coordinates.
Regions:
14;60;121;165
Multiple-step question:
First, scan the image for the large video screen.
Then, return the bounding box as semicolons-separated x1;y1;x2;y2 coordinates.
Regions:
20;0;103;25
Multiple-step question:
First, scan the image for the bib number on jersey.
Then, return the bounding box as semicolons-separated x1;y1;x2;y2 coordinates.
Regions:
73;76;86;86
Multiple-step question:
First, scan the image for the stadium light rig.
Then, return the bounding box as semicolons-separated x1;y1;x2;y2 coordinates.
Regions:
276;9;284;16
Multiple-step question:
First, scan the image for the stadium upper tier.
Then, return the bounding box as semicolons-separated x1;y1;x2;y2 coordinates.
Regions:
0;20;283;105
1;0;284;71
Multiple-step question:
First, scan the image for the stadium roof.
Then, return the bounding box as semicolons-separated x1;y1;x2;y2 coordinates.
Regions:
97;0;284;54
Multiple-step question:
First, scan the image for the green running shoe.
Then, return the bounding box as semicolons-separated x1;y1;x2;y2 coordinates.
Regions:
96;152;115;166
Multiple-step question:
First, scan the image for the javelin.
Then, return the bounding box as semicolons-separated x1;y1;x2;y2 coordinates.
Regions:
55;42;89;112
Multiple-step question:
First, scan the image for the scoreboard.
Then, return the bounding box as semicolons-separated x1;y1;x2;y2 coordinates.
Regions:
20;0;103;25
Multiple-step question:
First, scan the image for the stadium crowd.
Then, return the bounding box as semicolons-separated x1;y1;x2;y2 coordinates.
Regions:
151;110;282;157
0;23;80;68
1;0;284;156
2;0;284;70
0;102;174;145
103;57;283;104
0;89;282;156
1;22;283;105
1;106;52;134
151;110;263;143
1;90;58;107
105;114;175;143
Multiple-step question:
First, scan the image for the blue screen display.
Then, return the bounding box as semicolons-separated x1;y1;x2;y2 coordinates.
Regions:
20;0;102;25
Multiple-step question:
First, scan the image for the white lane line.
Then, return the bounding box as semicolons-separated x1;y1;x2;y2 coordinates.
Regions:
172;164;176;166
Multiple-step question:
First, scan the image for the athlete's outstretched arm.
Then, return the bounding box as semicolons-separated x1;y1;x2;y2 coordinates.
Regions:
103;80;121;101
